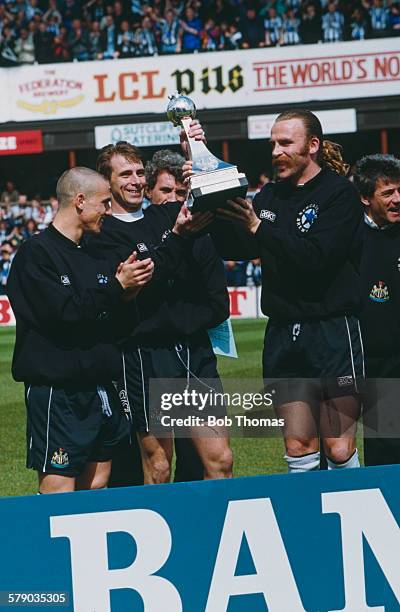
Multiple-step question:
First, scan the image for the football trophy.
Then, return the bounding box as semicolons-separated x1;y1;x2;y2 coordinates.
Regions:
166;93;248;212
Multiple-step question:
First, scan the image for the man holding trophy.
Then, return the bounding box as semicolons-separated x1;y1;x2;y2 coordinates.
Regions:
179;99;364;474
89;112;232;485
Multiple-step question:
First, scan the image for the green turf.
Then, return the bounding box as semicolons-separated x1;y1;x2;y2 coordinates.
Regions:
0;320;288;496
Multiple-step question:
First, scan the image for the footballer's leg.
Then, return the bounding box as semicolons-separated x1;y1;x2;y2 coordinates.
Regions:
320;394;360;468
189;427;233;479
317;315;363;469
38;473;75;494
76;460;112;490
77;383;130;489
137;433;174;484
264;322;321;473
275;400;320;472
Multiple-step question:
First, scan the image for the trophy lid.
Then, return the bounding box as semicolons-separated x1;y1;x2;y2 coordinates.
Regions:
167;93;196;126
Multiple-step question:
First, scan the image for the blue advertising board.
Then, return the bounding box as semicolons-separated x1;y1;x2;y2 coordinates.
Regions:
1;466;400;611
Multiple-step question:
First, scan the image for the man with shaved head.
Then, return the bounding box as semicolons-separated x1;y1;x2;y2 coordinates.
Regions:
7;166;156;494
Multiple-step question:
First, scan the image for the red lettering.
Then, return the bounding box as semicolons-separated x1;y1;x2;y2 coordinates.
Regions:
308;63;321;83
279;65;288;86
93;74;116;102
374;55;400;78
119;72;139;100
388;56;400;77
0;299;11;324
254;66;264;88
290;63;308;85
142;70;166;99
229;289;247;317
342;60;353;80
320;62;332;83
356;58;367;79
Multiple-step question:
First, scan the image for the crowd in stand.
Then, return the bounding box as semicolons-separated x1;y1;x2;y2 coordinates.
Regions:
0;0;398;65
0;182;57;293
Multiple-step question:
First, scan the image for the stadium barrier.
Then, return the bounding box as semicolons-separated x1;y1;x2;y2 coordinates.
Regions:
1;466;400;610
0;289;265;326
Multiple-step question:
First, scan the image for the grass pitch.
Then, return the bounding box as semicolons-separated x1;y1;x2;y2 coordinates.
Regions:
0;320;287;496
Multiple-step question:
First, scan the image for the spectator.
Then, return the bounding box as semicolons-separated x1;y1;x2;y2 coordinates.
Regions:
202;17;220;50
131;0;143;22
158;8;181;53
116;19;136;57
134;15;158;55
0;241;14;295
60;0;81;30
7;221;25;250
264;6;283;46
246;258;262;286
15;27;35;62
43;0;62;26
46;14;61;36
88;20;101;58
34;21;54;62
224;260;247;287
25;0;43;22
240;7;265;48
349;7;370;40
99;14;118;59
51;25;71;61
370;0;390;37
68;18;90;60
212;0;235;25
0;26;18;65
389;2;400;35
1;181;19;204
300;3;322;43
22;218;38;239
0;219;9;242
84;0;105;22
114;0;127;29
322;2;344;42
166;0;184;18
180;6;202;52
281;7;301;44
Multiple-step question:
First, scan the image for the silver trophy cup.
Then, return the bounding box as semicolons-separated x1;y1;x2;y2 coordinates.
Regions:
166;93;248;212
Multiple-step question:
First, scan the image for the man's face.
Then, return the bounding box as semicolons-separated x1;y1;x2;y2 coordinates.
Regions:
147;170;187;205
362;178;400;226
270;118;318;183
108;154;146;212
1;246;12;260
80;183;111;234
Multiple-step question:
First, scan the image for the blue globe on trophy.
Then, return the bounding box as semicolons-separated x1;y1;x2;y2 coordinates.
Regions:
166;93;248;212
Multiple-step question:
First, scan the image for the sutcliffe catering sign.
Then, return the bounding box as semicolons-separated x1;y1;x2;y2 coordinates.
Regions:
0;130;43;155
248;108;357;139
2;37;399;122
95;122;181;148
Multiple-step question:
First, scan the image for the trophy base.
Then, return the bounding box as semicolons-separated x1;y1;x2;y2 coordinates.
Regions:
189;173;249;213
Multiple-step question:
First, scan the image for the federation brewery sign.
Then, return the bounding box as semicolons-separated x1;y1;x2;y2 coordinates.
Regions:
16;68;84;116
